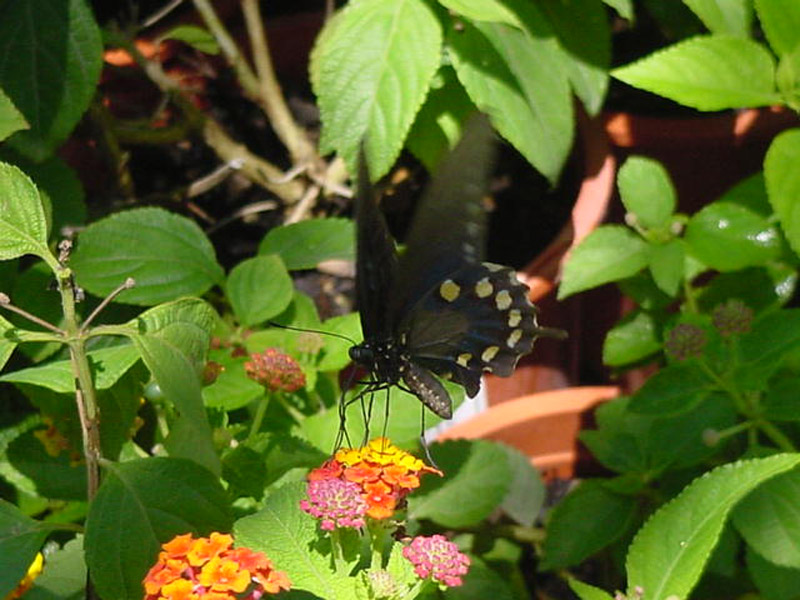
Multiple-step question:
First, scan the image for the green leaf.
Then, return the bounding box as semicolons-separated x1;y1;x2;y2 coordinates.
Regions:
0;0;102;160
0;344;140;393
27;536;85;600
84;457;233;600
683;0;753;37
617;156;676;229
0;88;27;141
258;218;354;270
443;556;516;599
316;312;362;372
558;225;649;299
763;377;800;421
685;202;782;271
449;16;573;184
202;351;263;412
6;429;86;500
733;468;800;568
739;310;800;380
159;24;219;54
410;440;512;528
499;445;545;527
124;298;220;475
612;35;780;111
569;578;615;600
406;67;477;171
602;309;662;367
534;0;611;115
438;0;520;26
313;0;442;179
226;254;293;326
0;162;51;262
628;361;712;415
765;129;800;256
235;482;345;598
603;0;633;20
746;546;800;600
649;239;685;296
0;314;17;371
540;480;637;570
625;454;800;600
0;499;50;598
755;0;800;57
71;207;224;306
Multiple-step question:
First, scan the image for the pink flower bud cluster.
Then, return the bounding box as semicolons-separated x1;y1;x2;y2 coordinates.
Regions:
299;478;368;531
402;534;470;588
245;348;305;393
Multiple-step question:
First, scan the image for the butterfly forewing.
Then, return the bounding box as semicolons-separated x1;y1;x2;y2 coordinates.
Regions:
389;114;495;324
354;150;399;342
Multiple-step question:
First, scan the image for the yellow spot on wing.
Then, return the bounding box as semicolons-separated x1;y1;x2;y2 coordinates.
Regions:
508;309;522;327
507;329;522;348
475;278;493;298
439;280;460;302
495;290;512;310
481;346;499;362
457;353;472;367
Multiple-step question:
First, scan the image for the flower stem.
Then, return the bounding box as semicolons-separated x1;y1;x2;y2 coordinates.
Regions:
756;419;797;452
330;527;345;574
247;392;271;443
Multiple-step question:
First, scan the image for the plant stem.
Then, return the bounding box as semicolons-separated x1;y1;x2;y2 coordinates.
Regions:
80;278;136;333
330;527;345;574
756;419;797;452
241;0;316;165
0;293;66;334
247;392;271;443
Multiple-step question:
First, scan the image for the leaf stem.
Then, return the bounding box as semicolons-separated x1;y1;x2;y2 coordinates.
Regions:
0;293;66;334
247;392;271;442
80;278;136;333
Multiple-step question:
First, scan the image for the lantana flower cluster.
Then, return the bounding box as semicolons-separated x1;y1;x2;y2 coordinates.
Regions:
302;438;441;523
143;532;290;600
402;535;470;588
245;348;305;393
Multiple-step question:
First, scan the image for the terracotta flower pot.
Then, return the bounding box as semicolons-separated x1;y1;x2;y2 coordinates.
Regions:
603;106;799;212
484;111;617;403
437;386;620;481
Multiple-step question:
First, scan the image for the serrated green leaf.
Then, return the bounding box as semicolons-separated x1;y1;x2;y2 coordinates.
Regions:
649;239;685;296
0;88;27;141
235;482;343;598
258;218;354;270
746;546;800;600
626;454;800;600
27;536;85;600
534;0;611;115
449;17;573;183
410;439;512;528
569;577;615;600
499;444;545;527
765;129;800;256
0;344;140;393
202;351;263;412
438;0;520;26
71;207;224;306
226;254;293;326
617;156;676;229
0;499;50;598
683;0;752;37
313;0;442;179
84;458;232;600
602;309;662;367
0;313;17;371
124;298;220;475
559;226;649;299
628;361;711;415
406;67;477;171
159;24;219;54
755;0;800;57
733;468;800;568
739;309;800;376
685;201;782;271
777;45;800;104
0;162;51;262
612;35;780;110
0;0;102;160
540;480;637;570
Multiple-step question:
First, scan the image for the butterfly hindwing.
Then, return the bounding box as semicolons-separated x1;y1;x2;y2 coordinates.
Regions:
400;262;542;387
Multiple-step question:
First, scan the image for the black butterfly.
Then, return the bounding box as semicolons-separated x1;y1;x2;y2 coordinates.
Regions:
347;114;562;422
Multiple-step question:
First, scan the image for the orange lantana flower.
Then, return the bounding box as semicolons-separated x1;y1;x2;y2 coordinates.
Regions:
143;533;290;600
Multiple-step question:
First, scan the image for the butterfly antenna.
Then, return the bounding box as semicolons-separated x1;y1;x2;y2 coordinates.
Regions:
418;408;439;469
267;321;358;344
